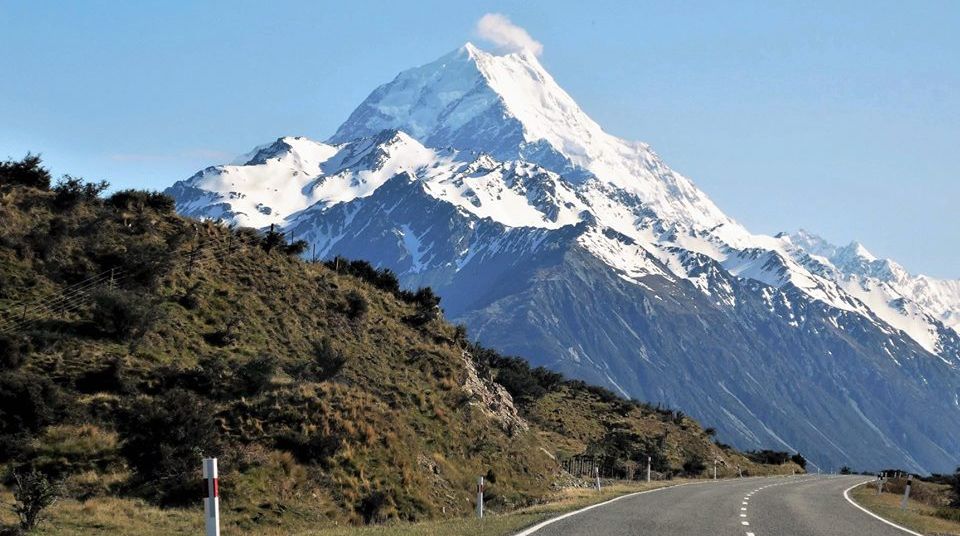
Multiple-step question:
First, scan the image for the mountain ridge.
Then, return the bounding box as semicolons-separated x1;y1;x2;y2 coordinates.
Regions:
166;43;960;472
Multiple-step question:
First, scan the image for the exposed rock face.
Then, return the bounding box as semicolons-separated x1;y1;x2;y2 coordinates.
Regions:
460;350;528;435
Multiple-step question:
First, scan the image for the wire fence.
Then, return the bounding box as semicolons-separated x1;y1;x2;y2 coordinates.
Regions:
0;229;267;335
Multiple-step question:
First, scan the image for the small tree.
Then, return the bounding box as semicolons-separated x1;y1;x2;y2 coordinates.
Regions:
790;453;807;470
9;469;62;532
0;153;51;189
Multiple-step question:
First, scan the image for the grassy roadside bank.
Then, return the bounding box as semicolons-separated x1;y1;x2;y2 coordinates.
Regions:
1;480;684;536
849;483;960;536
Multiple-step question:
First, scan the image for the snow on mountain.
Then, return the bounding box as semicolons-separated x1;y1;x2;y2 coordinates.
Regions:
167;42;960;471
780;230;960;357
170;43;960;363
332;43;738;235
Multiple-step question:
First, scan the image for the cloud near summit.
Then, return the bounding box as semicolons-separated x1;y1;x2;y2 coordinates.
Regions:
475;13;543;56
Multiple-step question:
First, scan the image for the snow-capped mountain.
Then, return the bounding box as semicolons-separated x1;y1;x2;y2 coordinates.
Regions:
167;43;960;473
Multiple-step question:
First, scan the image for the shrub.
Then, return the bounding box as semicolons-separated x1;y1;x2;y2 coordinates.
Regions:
284;239;308;256
238;355;277;394
90;288;153;340
0;154;51;189
746;449;790;465
325;257;401;295
52;176;108;209
345;290;368;320
106;189;175;213
790;453;807;470
9;469;62;532
358;490;396;524
117;389;221;505
0;372;65;436
292;338;346;381
74;358;130;394
277;430;342;468
682;454;707;476
0;335;29;369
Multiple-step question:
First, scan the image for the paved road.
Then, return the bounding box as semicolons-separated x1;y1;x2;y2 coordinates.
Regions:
524;475;908;536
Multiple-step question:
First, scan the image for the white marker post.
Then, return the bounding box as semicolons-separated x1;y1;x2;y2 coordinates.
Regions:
595;466;601;492
900;474;912;510
713;459;718;480
876;473;883;495
476;476;484;519
646;456;651;483
737;464;742;478
202;458;220;536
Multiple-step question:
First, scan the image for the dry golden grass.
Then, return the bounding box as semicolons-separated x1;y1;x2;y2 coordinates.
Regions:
850;483;960;536
1;481;685;536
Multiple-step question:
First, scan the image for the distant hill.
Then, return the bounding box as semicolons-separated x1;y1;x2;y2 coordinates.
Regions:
0;156;799;530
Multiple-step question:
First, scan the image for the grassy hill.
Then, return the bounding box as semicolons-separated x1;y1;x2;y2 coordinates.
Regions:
0;155;802;534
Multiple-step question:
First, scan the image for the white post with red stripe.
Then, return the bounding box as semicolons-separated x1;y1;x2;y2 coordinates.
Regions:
476;476;484;519
203;458;220;536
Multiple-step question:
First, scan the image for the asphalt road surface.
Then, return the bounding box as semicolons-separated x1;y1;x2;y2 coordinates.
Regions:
523;475;909;536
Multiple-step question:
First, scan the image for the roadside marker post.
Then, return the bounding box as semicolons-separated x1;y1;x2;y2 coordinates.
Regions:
202;458;220;536
595;466;601;492
477;476;484;519
876;473;883;495
713;459;718;480
737;464;742;478
901;475;912;510
646;456;651;483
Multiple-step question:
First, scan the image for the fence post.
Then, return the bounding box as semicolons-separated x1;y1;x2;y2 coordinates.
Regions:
646;456;651;482
595;466;601;492
476;476;484;519
202;458;220;536
901;475;912;510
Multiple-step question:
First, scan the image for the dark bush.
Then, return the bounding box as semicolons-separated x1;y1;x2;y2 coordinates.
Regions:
790;453;807;470
238;355;277;394
0;371;65;436
358;490;394;524
0;154;51;189
74;358;130;394
0;335;29;369
292;338;346;381
52;176;108;209
276;430;342;467
284;239;308;256
325;257;401;295
345;290;368;320
746;450;791;465
682;455;707;476
106;189;175;213
90;288;153;340
117;389;220;505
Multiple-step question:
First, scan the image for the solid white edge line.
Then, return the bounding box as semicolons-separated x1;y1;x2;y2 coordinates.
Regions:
512;481;698;536
843;481;923;536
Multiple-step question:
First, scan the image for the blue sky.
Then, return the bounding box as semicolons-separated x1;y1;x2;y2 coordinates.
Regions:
2;1;957;277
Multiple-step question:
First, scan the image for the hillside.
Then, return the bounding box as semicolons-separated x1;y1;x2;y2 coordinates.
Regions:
0;156;800;533
167;43;960;473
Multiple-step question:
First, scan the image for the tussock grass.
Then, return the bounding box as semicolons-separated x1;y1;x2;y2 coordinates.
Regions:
850;483;960;535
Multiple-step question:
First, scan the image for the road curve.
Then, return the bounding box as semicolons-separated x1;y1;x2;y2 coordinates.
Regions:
520;475;910;536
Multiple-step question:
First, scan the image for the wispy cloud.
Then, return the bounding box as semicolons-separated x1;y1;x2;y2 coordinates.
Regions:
475;13;543;56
